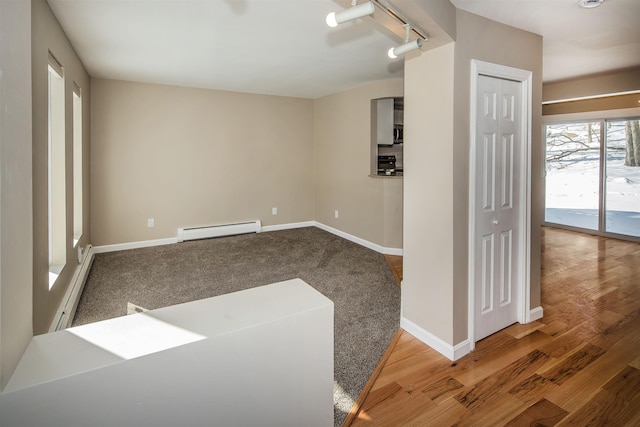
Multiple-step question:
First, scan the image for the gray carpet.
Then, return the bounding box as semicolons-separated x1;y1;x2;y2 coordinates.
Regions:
73;227;401;426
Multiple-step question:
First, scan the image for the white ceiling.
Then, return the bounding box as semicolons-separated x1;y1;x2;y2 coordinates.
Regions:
47;0;640;99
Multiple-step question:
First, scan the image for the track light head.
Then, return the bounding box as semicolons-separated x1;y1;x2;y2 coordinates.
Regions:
388;38;423;59
326;1;375;28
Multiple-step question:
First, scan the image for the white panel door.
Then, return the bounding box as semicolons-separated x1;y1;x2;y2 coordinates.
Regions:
474;75;522;341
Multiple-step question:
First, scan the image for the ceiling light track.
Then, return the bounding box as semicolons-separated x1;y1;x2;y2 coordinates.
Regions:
326;0;429;59
371;0;429;42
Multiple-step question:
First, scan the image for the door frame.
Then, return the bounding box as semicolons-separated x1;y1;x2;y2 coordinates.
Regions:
468;60;533;351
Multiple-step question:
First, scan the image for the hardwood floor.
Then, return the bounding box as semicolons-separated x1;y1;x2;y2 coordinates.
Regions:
384;255;403;286
346;227;640;426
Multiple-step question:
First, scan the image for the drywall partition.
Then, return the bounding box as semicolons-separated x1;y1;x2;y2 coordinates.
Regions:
0;0;34;390
90;79;314;247
314;79;404;252
0;279;334;426
453;8;544;326
402;43;456;349
401;9;543;359
31;0;92;334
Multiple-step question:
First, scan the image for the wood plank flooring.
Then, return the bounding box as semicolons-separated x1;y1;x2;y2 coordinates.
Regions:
346;227;640;426
384;255;403;286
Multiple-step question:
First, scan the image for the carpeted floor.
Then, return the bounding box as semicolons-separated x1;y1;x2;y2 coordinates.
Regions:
73;227;401;426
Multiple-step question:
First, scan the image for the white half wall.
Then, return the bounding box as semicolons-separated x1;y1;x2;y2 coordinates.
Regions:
0;279;334;426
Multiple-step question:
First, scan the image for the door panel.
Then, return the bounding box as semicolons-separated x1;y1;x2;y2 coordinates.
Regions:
481;234;494;314
475;75;521;341
482;134;496;211
500;229;512;306
502;134;514;209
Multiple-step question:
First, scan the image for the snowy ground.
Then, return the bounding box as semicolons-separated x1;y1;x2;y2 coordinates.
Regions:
544;122;640;238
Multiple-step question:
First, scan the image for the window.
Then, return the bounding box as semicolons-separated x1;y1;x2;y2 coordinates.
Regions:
48;52;66;288
73;82;83;246
544;118;640;239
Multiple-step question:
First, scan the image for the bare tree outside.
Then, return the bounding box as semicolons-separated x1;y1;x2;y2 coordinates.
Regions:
625;119;640;167
546;122;600;170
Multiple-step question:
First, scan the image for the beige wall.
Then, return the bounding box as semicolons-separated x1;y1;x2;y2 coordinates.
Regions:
543;93;640;116
402;10;543;346
91;79;314;246
31;0;91;334
403;44;456;343
313;79;404;250
543;67;640;104
453;10;543;342
0;0;34;390
382;178;403;249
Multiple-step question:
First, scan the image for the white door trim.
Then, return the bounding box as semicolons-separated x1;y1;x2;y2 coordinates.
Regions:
468;60;533;351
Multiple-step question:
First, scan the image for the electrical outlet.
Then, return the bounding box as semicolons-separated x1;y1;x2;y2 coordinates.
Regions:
335;210;339;219
272;207;278;216
147;218;155;228
77;246;84;264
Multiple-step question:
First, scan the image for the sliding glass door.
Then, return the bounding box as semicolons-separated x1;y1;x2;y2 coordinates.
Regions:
544;118;640;239
605;119;640;237
545;121;601;231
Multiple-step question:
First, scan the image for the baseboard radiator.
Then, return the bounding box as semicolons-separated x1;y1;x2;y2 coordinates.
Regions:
49;244;95;332
177;220;262;242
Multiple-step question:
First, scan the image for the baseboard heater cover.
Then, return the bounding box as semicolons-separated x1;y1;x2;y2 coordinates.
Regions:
177;220;262;242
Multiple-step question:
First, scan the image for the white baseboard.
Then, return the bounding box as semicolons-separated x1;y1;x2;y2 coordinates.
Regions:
400;316;471;361
93;223;315;253
529;306;544;322
49;245;95;332
384;247;403;256
261;221;315;232
93;237;178;254
93;221;403;257
313;222;403;256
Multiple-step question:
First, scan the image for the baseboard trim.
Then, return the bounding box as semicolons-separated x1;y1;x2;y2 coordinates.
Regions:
261;221;315;232
49;245;95;332
383;247;403;256
313;222;402;256
529;306;544;322
93;221;403;257
400;317;471;361
93;237;179;254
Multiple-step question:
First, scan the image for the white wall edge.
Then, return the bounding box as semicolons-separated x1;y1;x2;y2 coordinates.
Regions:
529;306;544;322
93;237;178;254
261;221;315;232
313;222;402;255
400;317;471;361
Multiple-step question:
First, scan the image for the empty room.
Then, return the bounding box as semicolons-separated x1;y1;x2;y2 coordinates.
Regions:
1;0;639;425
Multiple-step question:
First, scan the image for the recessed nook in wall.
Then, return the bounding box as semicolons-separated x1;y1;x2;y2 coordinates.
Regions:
371;97;404;177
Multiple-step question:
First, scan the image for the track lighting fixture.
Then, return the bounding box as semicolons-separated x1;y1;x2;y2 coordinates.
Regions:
387;24;423;58
387;39;423;58
326;1;375;28
326;0;429;58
